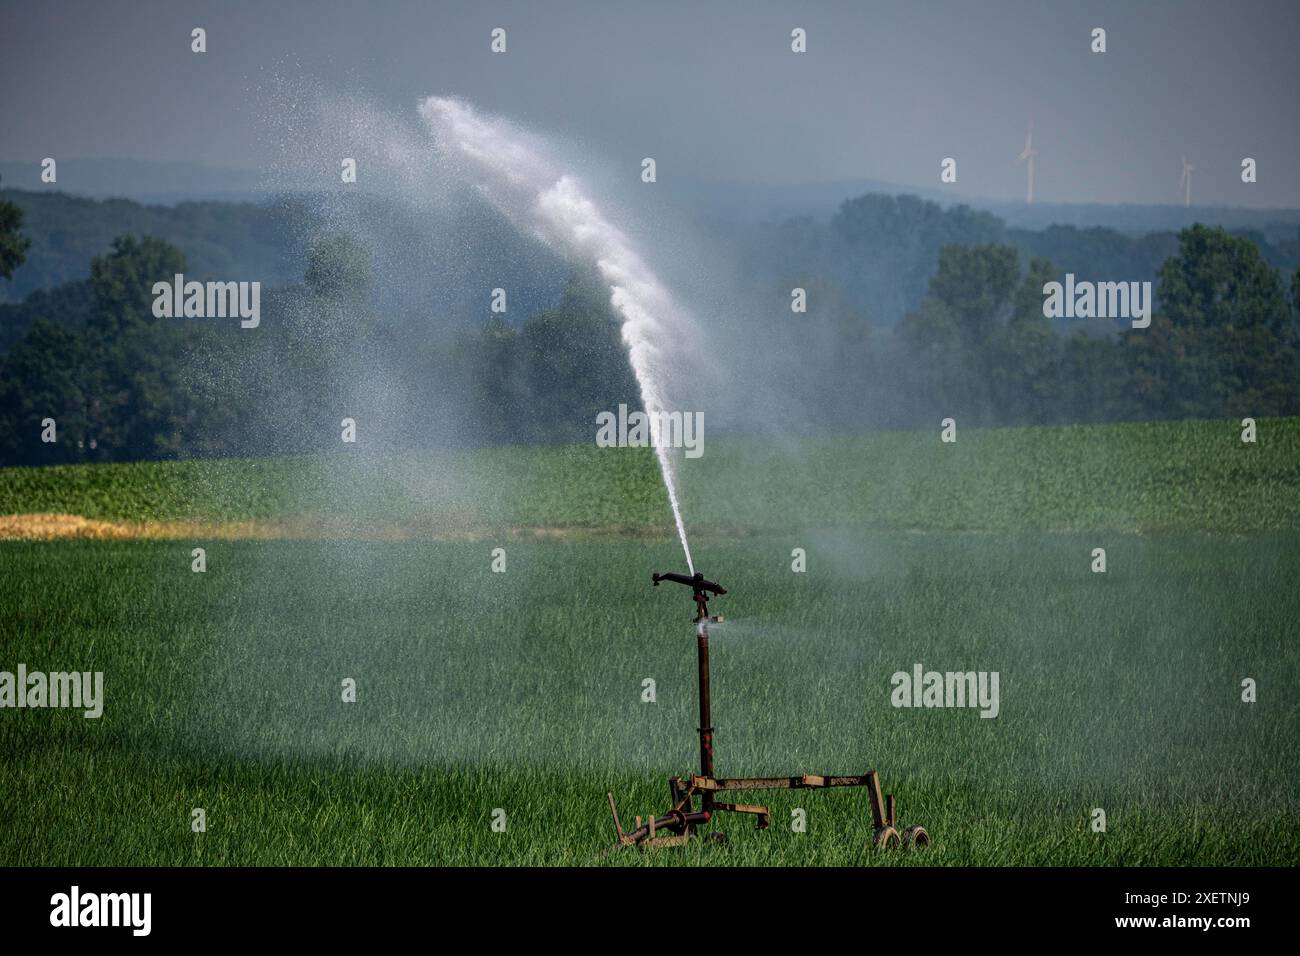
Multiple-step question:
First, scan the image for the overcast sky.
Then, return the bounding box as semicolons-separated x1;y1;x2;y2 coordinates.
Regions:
2;0;1298;208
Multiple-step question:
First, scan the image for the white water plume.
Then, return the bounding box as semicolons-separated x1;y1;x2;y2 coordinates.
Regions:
420;95;697;573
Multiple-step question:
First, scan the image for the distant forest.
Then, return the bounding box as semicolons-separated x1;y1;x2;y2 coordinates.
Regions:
7;187;1300;324
1;184;1298;465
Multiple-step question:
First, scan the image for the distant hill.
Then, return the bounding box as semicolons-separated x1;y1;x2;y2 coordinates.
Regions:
0;159;269;206
3;178;1297;332
662;175;1300;237
975;198;1300;238
709;192;1300;328
0;189;305;303
7;157;1300;237
0;187;572;330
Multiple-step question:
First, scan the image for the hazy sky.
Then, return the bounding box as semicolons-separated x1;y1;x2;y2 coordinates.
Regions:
2;0;1298;207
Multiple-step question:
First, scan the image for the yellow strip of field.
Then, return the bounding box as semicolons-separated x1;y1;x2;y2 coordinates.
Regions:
0;513;637;542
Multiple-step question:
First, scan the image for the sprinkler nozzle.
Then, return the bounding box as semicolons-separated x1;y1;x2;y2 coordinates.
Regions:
652;570;726;622
651;571;726;596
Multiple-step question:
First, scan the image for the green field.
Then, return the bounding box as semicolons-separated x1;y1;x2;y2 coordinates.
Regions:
4;417;1299;533
2;419;1298;865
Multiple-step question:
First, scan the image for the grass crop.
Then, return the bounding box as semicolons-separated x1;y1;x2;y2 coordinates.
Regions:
1;417;1297;533
1;531;1295;865
2;417;1296;865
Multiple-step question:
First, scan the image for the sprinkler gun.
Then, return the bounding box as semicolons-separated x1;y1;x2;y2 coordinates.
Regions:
652;571;726;623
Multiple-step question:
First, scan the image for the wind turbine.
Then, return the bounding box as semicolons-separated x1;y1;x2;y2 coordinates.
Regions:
1180;156;1195;207
1017;126;1037;204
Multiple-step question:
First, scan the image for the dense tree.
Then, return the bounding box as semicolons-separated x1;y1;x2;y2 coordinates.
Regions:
0;279;94;352
0;320;86;463
986;257;1062;423
1125;225;1300;419
0;236;200;463
827;194;1007;327
4;215;1300;466
898;243;1027;424
88;235;185;333
519;272;639;442
305;233;372;303
895;296;965;420
464;317;531;445
0;188;304;303
1056;333;1129;424
82;237;195;458
0;179;30;280
926;244;1020;349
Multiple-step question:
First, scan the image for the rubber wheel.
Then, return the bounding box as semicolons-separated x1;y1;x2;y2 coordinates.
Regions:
872;826;901;849
902;824;930;848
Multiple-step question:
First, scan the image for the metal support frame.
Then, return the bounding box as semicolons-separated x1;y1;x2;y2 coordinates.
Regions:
607;570;929;853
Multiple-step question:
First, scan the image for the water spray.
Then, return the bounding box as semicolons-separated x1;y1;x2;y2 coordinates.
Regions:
420;95;696;573
606;571;931;852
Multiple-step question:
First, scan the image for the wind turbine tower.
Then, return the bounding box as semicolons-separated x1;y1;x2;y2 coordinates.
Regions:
1017;127;1038;204
1180;156;1195;207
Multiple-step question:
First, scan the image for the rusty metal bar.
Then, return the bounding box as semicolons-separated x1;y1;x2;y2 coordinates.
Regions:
607;792;626;841
713;802;770;830
713;801;769;814
866;771;887;829
668;776;691;812
697;625;715;813
623;809;712;845
692;773;879;792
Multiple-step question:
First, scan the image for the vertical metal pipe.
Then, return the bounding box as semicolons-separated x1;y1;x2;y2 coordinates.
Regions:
697;622;715;810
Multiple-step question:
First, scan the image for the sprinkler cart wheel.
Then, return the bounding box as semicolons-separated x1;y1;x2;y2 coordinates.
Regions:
902;824;931;848
872;826;901;849
605;570;932;856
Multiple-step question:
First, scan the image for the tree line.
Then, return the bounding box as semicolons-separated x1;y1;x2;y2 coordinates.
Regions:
1;187;1298;466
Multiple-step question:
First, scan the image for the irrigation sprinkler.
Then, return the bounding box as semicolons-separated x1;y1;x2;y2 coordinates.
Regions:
607;570;930;852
